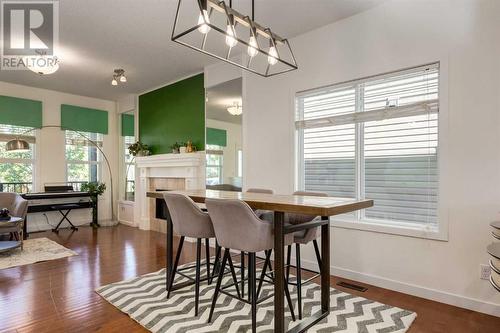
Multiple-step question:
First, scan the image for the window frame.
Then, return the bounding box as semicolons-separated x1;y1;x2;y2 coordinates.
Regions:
65;130;103;188
123;135;135;201
0;125;37;193
206;145;224;185
295;62;449;241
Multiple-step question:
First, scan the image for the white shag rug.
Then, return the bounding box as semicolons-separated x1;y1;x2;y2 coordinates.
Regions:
0;237;77;270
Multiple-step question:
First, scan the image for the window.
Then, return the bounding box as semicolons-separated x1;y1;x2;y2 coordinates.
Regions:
0;124;35;193
124;135;135;201
206;144;223;185
65;130;103;190
296;63;439;228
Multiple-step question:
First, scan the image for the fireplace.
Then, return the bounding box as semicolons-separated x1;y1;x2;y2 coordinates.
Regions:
135;152;206;232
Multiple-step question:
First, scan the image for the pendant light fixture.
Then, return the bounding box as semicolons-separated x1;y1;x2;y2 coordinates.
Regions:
172;0;298;77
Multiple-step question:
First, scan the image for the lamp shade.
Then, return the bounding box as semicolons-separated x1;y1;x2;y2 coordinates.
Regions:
6;139;30;152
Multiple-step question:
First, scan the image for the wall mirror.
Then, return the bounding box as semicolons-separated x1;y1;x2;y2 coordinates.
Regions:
205;78;243;191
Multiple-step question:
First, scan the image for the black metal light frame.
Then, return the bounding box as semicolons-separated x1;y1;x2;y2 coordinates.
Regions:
171;0;298;77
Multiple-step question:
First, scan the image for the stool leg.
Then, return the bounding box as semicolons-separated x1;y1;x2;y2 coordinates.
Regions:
240;252;245;299
249;252;257;333
227;252;242;299
286;245;291;283
167;236;185;299
296;243;302;320
205;238;211;283
209;248;229;323
195;238;202;316
210;242;221;284
313;239;322;268
256;249;271;298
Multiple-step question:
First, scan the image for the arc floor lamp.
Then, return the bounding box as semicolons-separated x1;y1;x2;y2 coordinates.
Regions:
5;125;116;221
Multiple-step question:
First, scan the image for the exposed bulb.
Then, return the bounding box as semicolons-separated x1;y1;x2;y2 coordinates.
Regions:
268;46;278;65
247;36;259;57
197;10;211;34
111;79;118;86
225;25;238;48
120;75;127;83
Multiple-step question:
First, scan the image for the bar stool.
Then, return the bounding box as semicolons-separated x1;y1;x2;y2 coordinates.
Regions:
241;187;275;297
286;190;328;320
206;198;296;332
163;193;219;316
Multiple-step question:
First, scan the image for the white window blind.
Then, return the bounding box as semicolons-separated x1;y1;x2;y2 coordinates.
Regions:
297;63;439;226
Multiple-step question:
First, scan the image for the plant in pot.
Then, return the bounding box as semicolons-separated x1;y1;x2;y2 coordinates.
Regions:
170;142;182;154
80;182;106;228
128;141;151;157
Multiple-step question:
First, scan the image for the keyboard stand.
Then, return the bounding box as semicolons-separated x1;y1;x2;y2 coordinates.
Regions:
51;204;81;233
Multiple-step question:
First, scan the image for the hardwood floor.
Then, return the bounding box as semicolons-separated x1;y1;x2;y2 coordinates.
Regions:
0;225;498;332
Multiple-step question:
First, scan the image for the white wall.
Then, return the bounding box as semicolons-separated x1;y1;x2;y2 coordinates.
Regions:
0;81;118;230
243;0;500;315
206;118;242;186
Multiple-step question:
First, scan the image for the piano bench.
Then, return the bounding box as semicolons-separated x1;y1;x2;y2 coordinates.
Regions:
50;204;82;233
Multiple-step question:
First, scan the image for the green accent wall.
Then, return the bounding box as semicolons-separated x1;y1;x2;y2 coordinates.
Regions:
139;74;205;154
0;95;42;127
61;104;109;134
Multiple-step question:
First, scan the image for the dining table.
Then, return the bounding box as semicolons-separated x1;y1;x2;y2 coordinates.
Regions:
147;189;373;333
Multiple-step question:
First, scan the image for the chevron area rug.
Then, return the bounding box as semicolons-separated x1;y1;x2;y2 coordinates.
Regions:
97;261;416;333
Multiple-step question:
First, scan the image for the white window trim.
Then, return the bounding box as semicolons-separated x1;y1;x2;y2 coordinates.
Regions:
0;128;37;192
122;135;136;202
294;60;450;241
64;131;103;183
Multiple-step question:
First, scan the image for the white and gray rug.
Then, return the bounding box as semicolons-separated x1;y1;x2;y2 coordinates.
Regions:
97;260;416;332
0;237;77;270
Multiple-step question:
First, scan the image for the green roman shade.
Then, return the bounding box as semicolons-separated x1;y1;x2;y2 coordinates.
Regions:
61;104;108;134
0;95;42;127
207;127;227;147
121;114;134;136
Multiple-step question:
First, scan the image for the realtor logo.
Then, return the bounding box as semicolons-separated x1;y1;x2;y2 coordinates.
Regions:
1;0;59;71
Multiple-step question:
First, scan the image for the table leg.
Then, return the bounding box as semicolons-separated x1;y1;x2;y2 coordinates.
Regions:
23;216;28;240
274;211;285;333
321;216;330;313
165;208;174;290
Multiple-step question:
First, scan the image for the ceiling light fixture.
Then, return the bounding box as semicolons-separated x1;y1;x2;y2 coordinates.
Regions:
111;69;127;86
227;101;242;115
24;50;59;75
172;0;298;77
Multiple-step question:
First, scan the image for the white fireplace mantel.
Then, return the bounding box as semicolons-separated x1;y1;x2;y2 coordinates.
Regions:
135;152;206;230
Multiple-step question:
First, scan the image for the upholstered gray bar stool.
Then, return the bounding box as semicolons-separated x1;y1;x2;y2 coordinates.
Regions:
286;190;328;320
240;187;275;297
163;193;219;316
206;198;296;333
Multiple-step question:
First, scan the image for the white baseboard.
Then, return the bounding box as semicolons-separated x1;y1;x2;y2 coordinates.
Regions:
118;219;136;227
296;255;500;317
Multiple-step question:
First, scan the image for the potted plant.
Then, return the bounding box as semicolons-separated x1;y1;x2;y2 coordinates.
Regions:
81;182;106;228
128;141;151;157
170;142;182;154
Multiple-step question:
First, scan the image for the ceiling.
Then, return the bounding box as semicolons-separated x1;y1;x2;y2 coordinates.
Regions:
0;0;384;101
206;78;242;124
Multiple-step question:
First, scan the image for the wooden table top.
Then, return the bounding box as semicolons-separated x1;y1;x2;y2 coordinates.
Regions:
147;189;373;216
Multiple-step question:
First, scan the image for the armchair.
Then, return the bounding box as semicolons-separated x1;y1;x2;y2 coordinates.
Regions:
0;193;28;246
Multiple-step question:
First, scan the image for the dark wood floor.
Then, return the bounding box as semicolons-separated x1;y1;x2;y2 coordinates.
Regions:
0;225;498;333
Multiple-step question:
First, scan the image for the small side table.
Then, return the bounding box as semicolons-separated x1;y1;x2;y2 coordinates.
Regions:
0;216;24;252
